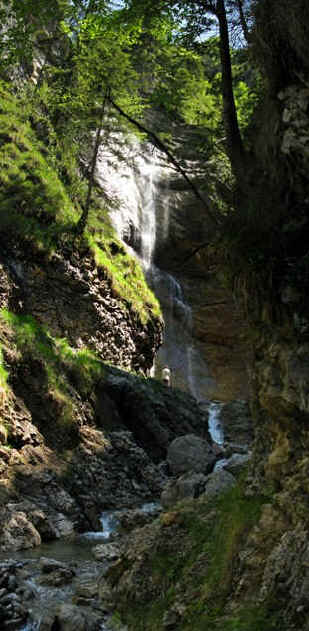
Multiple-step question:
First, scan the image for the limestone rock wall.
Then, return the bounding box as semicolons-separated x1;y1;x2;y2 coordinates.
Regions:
151;162;250;402
0;245;162;376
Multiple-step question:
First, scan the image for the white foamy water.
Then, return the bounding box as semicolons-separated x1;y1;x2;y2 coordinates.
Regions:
96;138;162;270
208;401;224;445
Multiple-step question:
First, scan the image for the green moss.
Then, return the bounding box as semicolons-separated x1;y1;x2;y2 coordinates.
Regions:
0;81;160;324
0;346;9;390
0;82;79;251
1;309;104;388
120;481;277;631
0;309;106;441
87;230;161;324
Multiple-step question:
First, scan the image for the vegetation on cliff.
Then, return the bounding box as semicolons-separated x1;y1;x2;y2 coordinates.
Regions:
0;79;160;324
108;477;280;631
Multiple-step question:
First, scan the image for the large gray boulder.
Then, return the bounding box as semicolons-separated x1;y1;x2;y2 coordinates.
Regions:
167;434;216;475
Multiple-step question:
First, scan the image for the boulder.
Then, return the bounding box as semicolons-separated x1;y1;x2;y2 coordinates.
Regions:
167;434;216;475
116;504;161;531
103;372;211;462
203;469;236;500
223;453;251;477
54;603;87;631
161;472;207;508
0;511;41;551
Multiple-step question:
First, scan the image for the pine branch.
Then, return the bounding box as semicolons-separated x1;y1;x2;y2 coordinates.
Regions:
108;97;221;227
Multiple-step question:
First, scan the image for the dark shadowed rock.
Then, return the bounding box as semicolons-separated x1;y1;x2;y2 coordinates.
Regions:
102;371;211;462
167;434;216;475
220;400;253;448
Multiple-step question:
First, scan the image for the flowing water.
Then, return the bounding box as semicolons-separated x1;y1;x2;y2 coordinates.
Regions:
13;502;160;630
208;401;224;445
96;137;212;397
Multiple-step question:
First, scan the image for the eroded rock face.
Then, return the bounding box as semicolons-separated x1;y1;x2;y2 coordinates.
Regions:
0;353;214;550
220;399;254;450
2;250;162;376
152;162;250;402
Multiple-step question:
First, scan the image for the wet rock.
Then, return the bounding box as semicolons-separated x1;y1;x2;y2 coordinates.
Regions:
39;567;75;587
92;542;121;562
54;603;87;631
98;578;114;609
167;434;216;475
115;504;161;531
40;557;68;573
74;576;99;601
0;562;28;628
0;511;41;551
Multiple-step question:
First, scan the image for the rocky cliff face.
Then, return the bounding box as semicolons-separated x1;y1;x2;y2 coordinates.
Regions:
0;245;161;376
152;158;251;401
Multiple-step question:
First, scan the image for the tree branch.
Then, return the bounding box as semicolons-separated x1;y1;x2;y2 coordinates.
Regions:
108;97;221;227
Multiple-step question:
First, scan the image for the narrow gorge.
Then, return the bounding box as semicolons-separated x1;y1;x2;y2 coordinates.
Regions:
0;1;309;630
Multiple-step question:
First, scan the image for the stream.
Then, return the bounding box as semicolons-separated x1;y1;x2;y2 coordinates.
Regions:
1;503;161;631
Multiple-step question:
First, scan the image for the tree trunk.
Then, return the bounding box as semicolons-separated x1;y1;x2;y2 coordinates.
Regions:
236;0;249;43
109;96;220;227
76;92;107;234
216;0;244;180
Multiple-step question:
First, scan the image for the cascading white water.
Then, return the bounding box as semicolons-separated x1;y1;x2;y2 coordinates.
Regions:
135;155;157;269
96;139;160;270
150;267;195;389
208;401;224;445
96;135;209;396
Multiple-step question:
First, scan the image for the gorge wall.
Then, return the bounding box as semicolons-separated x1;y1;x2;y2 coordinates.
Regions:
99;73;309;631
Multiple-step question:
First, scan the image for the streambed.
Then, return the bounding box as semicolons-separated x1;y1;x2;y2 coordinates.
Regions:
1;502;161;631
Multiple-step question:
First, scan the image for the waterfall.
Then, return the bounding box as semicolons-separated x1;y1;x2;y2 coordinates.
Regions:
96;140;160;270
96;137;209;396
135;154;157;269
149;267;195;391
208;402;224;445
